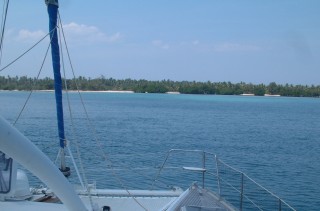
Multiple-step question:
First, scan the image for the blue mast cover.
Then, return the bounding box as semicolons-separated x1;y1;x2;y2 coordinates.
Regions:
47;1;65;148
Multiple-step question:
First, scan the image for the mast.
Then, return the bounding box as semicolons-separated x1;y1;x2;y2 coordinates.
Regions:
45;0;70;177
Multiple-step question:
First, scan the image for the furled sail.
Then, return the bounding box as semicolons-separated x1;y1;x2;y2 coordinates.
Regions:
46;0;70;176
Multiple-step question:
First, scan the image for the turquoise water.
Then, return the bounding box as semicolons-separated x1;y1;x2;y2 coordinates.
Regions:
0;91;319;210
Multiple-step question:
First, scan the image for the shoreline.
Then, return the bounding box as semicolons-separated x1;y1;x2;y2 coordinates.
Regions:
1;89;318;98
0;89;135;93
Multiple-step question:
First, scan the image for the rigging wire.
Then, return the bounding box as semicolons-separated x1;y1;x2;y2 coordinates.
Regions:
57;13;86;190
11;28;59;126
0;30;52;73
57;12;148;211
1;3;158;210
69;143;172;189
57;12;94;211
0;4;56;125
0;0;9;67
3;3;146;211
13;41;51;126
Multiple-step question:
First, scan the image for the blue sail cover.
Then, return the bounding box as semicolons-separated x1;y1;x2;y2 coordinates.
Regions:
47;2;65;148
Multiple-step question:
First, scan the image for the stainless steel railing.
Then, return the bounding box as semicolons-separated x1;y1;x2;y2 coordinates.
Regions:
155;149;296;211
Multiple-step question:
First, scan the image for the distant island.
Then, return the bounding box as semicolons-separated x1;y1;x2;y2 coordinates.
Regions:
0;75;319;97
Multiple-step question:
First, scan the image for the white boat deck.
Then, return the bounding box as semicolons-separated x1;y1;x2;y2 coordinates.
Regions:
78;188;183;210
1;186;236;211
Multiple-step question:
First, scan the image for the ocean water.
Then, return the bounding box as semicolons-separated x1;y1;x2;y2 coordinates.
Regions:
0;91;319;210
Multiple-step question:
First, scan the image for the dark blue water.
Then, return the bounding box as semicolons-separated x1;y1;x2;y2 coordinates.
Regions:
0;91;319;210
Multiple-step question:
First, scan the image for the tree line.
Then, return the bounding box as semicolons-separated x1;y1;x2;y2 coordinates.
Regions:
0;75;319;97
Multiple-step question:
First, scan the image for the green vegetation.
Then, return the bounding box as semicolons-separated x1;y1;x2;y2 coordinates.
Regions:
0;75;319;97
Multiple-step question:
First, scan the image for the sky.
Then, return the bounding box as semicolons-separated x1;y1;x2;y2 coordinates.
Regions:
0;0;319;85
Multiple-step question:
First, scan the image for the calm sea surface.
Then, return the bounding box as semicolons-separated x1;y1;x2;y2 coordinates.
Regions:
0;91;319;210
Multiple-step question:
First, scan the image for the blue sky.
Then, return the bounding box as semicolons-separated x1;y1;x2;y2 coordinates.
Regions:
1;0;319;85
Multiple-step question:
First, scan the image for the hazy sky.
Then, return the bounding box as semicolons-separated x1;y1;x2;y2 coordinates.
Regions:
1;0;319;85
